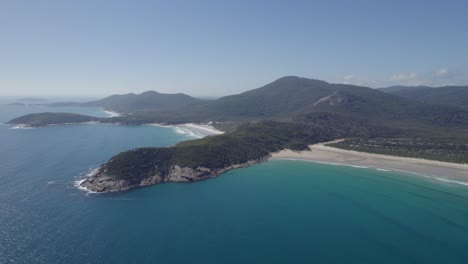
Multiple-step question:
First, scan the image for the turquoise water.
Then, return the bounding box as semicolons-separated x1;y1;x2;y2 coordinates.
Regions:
1;103;468;263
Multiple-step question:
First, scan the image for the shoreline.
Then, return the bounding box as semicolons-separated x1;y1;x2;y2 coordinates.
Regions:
9;121;101;129
76;123;224;193
271;141;468;186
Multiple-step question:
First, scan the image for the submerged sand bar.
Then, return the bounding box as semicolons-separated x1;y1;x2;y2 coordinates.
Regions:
271;141;468;184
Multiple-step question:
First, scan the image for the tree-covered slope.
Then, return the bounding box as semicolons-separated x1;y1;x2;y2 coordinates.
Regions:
83;91;202;113
6;113;100;127
380;85;468;110
45;91;203;113
134;76;468;129
9;77;468;131
82;114;396;191
80;109;468;193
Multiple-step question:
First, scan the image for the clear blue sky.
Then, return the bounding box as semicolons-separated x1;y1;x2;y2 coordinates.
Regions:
1;0;467;96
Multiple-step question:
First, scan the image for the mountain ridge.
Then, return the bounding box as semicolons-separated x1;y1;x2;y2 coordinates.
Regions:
379;85;468;110
46;90;203;113
7;76;468;193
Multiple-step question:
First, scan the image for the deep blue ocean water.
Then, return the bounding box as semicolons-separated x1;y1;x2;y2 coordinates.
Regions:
1;102;468;263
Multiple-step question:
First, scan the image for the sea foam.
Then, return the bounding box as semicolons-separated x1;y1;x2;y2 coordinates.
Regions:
74;168;99;194
434;177;468;186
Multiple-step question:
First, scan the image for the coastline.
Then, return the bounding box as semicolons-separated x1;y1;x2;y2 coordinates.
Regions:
76;122;224;193
271;141;468;186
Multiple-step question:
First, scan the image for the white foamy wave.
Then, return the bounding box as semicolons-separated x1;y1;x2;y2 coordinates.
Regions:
351;165;369;169
173;126;203;138
148;123;171;128
434;177;468;186
275;158;363;169
74;179;94;193
10;125;35;129
376;168;391;172
74;168;99;194
102;108;121;117
275;158;468;188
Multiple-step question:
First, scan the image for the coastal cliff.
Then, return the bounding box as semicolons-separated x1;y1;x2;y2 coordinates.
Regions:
80;159;264;193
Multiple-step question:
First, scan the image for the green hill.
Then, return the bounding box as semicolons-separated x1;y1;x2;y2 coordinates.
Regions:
46;91;203;113
7;113;99;127
84;91;202;113
380;85;468;110
10;77;468;132
9;76;468;192
132;77;468;130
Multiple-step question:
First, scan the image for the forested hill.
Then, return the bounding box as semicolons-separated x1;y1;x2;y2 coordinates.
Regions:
380;85;468;110
8;76;468;193
9;76;468;131
115;76;468;129
47;91;203;113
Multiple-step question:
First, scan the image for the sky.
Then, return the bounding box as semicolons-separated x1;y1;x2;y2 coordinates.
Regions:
1;0;468;97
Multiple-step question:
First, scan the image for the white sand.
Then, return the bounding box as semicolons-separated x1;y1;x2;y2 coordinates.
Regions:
271;140;468;184
149;123;224;138
102;109;122;117
178;123;224;136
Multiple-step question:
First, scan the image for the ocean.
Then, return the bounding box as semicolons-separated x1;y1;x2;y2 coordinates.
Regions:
1;101;468;263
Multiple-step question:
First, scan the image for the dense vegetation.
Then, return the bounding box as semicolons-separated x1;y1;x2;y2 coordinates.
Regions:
10;77;468;129
29;77;468;130
380;85;468;110
7;113;100;127
103;114;394;180
110;77;468;131
47;90;203;113
330;138;468;164
6;76;468;181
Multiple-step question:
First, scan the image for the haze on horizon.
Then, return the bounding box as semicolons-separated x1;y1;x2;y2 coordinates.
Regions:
1;0;467;97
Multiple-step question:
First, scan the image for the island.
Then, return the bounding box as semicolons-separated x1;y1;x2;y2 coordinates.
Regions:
7;113;101;127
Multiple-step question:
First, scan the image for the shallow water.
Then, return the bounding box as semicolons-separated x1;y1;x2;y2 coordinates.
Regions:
0;103;467;263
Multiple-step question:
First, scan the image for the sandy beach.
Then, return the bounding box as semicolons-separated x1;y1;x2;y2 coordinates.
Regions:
102;109;122;117
271;140;468;184
149;123;224;138
177;123;224;137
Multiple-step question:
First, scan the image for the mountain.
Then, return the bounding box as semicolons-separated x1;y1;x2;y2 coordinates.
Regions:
148;76;468;130
47;91;203;113
380;85;468;110
8;76;468;192
84;91;203;113
379;86;433;93
41;77;468;128
13;77;468;131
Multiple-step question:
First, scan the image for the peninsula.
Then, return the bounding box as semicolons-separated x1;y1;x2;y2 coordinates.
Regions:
7;77;468;192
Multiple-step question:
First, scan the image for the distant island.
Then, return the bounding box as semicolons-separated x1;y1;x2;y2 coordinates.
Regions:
7;76;468;192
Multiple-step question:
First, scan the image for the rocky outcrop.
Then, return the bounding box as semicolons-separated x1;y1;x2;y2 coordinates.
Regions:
79;158;266;193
